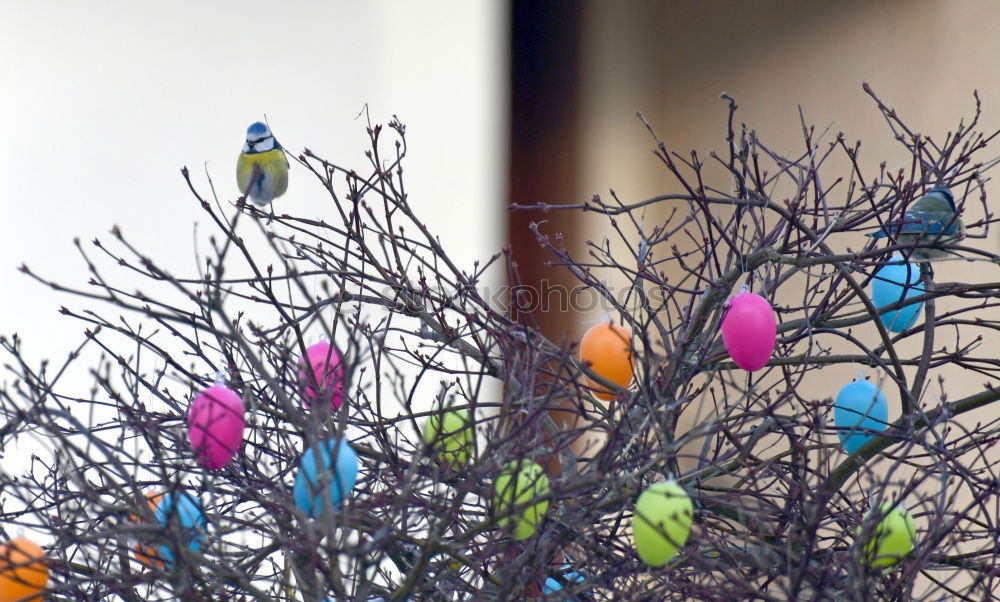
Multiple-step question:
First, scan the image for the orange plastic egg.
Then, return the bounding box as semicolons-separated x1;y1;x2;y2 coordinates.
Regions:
130;493;165;569
0;537;48;602
579;321;634;400
133;542;164;570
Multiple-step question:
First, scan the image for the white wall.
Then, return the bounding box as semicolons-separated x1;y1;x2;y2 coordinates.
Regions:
1;0;505;347
0;0;505;541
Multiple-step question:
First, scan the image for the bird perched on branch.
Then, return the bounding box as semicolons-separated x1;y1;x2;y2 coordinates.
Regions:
236;122;289;214
867;186;965;260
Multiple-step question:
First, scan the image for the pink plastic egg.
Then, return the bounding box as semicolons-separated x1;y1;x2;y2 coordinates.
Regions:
187;385;245;470
299;342;345;409
720;291;777;372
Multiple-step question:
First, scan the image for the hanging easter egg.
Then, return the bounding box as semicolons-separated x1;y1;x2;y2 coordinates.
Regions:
871;257;924;333
294;438;358;518
423;404;475;469
131;492;166;568
156;492;208;566
543;565;585;595
0;538;47;602
631;479;693;567
857;503;916;569
493;460;550;540
132;491;207;569
579;321;634;400
299;341;345;409
720;291;776;372
834;378;888;454
187;385;246;470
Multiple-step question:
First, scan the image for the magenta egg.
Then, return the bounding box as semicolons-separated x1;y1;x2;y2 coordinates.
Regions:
721;291;777;372
187;385;245;470
299;342;345;409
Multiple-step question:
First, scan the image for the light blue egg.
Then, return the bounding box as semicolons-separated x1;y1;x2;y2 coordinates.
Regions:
294;438;358;517
542;566;585;596
871;258;924;333
834;379;889;454
155;491;207;566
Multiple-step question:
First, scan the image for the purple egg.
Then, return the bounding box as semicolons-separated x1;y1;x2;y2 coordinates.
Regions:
721;291;777;372
299;342;345;409
187;385;245;470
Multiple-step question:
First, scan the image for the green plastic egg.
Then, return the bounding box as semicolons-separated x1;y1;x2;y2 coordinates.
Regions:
493;460;550;540
631;480;693;567
423;405;474;469
857;503;915;569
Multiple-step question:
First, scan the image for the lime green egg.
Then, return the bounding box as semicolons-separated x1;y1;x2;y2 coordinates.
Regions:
423;405;474;469
631;480;693;567
493;460;550;540
857;503;915;569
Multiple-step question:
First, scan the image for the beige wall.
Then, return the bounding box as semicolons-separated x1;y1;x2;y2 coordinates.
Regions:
573;2;998;594
577;0;999;404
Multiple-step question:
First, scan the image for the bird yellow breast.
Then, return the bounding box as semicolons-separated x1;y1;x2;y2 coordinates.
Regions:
236;148;289;205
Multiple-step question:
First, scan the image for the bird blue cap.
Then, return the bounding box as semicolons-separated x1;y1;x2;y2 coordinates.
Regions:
246;121;272;141
929;186;955;209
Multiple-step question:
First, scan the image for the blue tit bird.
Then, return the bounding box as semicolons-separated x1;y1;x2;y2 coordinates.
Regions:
236;122;289;210
867;186;965;260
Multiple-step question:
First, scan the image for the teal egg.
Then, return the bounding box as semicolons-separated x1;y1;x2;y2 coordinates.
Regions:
155;492;207;566
834;379;889;454
294;438;358;517
543;565;585;596
871;258;924;333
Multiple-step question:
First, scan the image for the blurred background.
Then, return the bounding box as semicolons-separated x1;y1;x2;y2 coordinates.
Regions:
512;0;1000;341
3;0;999;372
0;0;505;368
510;0;1000;457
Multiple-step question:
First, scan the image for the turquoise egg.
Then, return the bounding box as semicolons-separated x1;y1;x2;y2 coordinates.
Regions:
294;438;358;517
871;258;924;333
543;565;585;596
834;379;888;454
155;492;207;566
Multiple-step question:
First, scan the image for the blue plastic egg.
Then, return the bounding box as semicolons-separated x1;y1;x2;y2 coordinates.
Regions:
155;492;207;566
543;565;585;596
834;379;889;454
294;438;358;517
871;258;924;333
